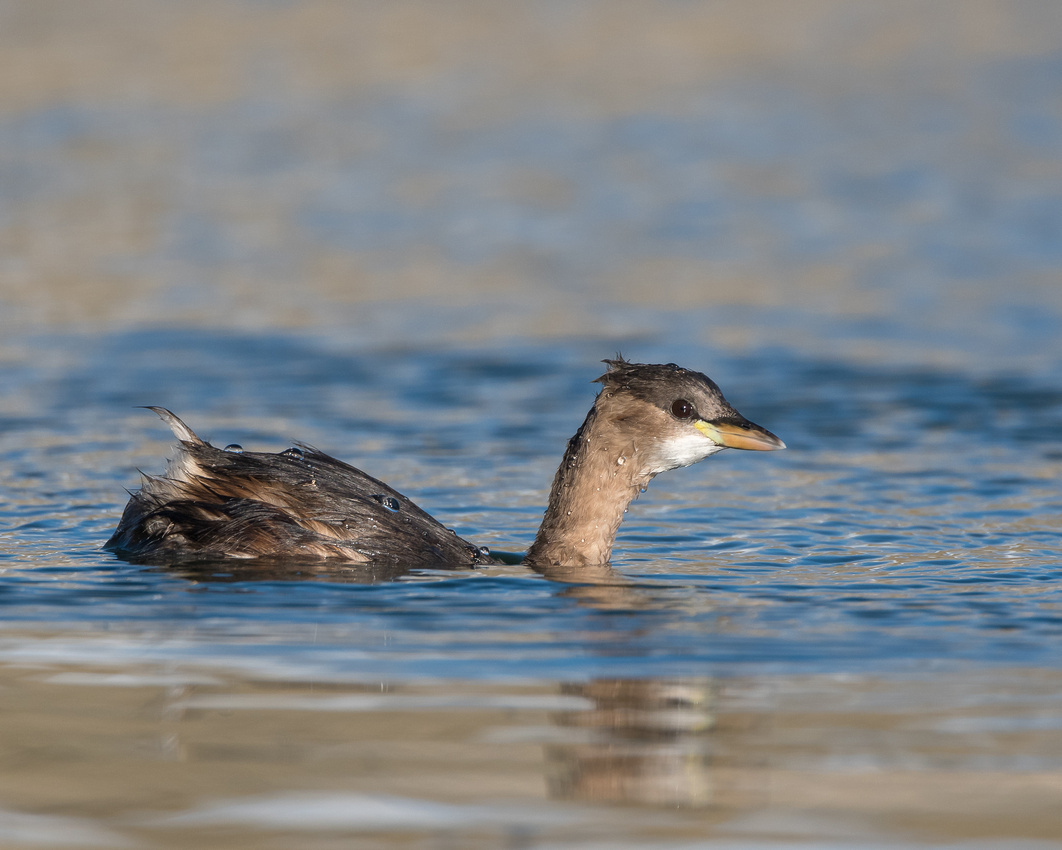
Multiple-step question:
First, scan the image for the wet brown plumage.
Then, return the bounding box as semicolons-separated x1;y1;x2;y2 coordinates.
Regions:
106;359;784;567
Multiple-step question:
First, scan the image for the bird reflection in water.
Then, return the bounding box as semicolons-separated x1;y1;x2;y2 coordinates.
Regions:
546;678;727;808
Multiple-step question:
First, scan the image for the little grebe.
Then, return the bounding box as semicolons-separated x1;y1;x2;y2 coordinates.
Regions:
106;359;784;566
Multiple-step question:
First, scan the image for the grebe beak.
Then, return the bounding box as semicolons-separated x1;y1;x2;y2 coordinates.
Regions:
695;417;786;452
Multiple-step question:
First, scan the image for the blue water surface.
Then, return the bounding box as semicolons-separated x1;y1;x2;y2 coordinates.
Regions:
3;328;1060;685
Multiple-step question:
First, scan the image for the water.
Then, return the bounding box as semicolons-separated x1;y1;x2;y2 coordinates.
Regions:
3;2;1062;847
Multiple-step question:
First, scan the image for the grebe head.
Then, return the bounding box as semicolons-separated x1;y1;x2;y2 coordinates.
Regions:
594;359;785;477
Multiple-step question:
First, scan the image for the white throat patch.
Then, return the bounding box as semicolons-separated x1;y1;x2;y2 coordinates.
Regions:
646;432;727;475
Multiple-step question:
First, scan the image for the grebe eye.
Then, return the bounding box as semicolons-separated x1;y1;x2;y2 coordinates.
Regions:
671;399;694;419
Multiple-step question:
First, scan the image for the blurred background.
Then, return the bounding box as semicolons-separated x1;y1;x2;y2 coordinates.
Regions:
2;0;1060;366
3;4;1062;847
